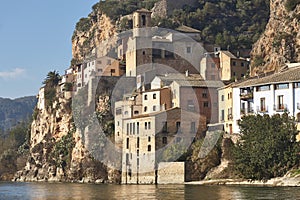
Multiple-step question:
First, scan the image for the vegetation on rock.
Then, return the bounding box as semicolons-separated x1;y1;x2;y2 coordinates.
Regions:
43;71;61;110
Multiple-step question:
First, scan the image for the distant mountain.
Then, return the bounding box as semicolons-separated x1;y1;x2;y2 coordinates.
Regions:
0;96;37;134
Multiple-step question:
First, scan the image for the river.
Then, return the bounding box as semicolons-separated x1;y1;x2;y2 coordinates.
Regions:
1;182;300;200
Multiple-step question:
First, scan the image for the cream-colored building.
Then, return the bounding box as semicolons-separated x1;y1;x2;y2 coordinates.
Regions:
218;83;234;134
218;51;249;81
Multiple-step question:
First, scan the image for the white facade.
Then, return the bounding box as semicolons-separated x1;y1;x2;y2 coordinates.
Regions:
231;81;300;133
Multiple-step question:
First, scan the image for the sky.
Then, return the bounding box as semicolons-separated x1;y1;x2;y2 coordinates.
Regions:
0;0;99;99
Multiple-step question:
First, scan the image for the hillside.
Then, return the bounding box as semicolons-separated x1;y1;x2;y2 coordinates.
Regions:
0;96;36;134
71;0;270;63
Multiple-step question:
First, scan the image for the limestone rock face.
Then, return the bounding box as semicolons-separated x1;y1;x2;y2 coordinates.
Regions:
251;0;300;75
72;11;117;62
13;87;115;183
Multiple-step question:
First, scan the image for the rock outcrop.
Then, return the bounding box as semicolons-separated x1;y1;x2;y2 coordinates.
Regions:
13;85;120;183
72;10;117;62
251;0;300;75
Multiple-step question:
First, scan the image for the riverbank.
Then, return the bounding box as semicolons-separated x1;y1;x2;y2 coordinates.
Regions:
185;176;300;187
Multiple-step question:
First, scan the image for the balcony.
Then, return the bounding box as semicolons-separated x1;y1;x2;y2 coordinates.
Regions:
241;107;255;115
240;92;253;100
274;104;288;112
257;106;268;113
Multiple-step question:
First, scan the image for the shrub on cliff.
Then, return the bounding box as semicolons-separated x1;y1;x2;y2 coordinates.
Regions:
43;71;61;110
285;0;300;12
234;113;300;180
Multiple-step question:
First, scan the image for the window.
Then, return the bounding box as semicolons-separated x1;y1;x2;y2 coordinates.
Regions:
257;85;270;91
98;69;103;72
145;122;148;130
137;122;139;134
142;51;146;55
162;122;167;132
294;82;300;88
117;121;120;126
187;100;195;111
130;123;132;135
187;47;191;53
211;63;215;68
148;136;151;142
137;137;140;148
144;106;148;112
148;122;151;129
116;108;122;115
117;132;119;136
204;102;209;107
191;122;196;133
221;110;225;121
221;95;224;101
275;83;289;90
277;95;284;110
260;98;266;112
142;15;146;26
241;62;244;67
134;110;139;115
133;123;135;134
176;122;181;133
144;95;148;100
107;60;111;65
202;89;208;98
152;106;156;111
126;138;129;149
124;111;128;115
148;145;151;152
241;74;244;78
162;137;167;144
111;69;116;73
127;124;129;135
232;61;236;66
153;93;157;99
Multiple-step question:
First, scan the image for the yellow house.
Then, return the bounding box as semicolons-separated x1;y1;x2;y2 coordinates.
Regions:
218;83;234;134
218;51;249;81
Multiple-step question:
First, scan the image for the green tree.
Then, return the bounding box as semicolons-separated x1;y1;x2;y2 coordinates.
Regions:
234;113;300;180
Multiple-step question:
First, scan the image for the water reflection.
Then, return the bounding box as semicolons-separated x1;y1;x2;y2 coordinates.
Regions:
1;182;300;200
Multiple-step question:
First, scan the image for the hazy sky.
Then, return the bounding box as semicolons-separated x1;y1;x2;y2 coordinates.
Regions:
0;0;98;99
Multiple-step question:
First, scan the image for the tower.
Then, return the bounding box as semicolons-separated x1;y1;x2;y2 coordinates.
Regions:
126;9;153;77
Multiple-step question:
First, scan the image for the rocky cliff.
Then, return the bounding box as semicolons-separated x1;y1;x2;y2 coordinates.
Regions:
251;0;300;75
71;8;117;63
14;83;120;183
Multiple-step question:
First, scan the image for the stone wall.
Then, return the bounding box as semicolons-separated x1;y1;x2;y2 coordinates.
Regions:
157;162;185;184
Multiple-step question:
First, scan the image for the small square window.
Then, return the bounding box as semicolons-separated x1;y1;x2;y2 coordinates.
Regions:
187;47;191;53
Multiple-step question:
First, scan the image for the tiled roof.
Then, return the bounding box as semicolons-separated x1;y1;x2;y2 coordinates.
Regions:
176;25;201;33
157;73;203;81
175;80;224;88
234;66;300;88
135;8;152;13
221;51;237;59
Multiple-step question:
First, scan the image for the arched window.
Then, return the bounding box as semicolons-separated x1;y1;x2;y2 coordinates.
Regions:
142;15;146;26
148;145;151;152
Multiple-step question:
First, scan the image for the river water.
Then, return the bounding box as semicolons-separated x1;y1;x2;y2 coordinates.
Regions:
1;182;300;200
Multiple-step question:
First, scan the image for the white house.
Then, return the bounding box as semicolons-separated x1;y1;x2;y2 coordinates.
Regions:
229;65;300;133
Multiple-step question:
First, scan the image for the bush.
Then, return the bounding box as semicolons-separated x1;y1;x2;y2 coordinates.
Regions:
285;0;300;12
234;114;300;180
